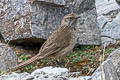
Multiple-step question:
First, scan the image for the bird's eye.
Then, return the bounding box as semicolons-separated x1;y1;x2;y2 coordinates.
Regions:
69;17;73;19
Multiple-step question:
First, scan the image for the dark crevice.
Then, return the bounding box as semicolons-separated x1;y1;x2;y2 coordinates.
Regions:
0;32;4;41
33;1;65;7
8;37;46;55
101;35;116;40
102;22;108;29
9;38;45;47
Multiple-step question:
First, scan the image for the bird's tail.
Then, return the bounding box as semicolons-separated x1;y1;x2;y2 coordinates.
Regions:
11;54;43;70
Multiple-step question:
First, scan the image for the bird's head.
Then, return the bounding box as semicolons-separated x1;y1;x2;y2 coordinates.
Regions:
61;13;80;29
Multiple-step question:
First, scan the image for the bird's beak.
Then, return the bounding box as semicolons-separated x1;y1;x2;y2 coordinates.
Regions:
77;15;81;18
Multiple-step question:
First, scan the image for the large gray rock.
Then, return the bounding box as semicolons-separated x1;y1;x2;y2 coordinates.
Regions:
96;0;119;16
101;12;120;40
0;72;29;80
24;67;69;80
96;0;120;45
0;0;101;45
92;59;119;80
107;48;120;79
0;0;32;41
91;48;120;80
0;43;17;71
107;48;120;67
0;67;91;80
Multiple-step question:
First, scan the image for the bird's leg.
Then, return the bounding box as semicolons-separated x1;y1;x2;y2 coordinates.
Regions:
65;58;70;67
55;59;60;66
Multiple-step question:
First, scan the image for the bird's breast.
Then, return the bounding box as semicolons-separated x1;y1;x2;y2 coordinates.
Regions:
54;27;77;47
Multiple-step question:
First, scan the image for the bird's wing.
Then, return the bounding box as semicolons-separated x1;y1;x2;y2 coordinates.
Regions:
39;39;64;57
39;30;70;57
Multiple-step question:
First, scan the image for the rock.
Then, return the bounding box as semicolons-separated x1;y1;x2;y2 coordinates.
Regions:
24;67;69;80
116;0;120;5
0;43;17;71
0;72;29;80
0;0;101;45
97;15;107;29
101;12;120;40
107;48;120;67
69;76;92;80
0;32;4;41
92;59;119;80
107;48;120;79
0;0;32;41
96;0;119;16
0;67;91;80
36;0;66;6
91;48;120;80
96;0;120;45
101;37;116;45
77;9;100;45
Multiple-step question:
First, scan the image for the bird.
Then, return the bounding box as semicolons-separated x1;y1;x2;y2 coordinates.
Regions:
10;13;81;70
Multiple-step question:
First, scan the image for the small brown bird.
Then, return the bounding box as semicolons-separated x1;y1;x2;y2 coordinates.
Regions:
11;13;80;70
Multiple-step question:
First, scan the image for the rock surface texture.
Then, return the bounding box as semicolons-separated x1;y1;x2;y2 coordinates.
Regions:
91;48;120;80
0;43;17;71
0;0;101;45
92;48;120;80
0;67;92;80
0;0;32;41
96;0;120;45
92;59;119;80
107;48;120;79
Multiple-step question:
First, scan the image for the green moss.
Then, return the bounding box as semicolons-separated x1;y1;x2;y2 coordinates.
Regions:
0;70;5;75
